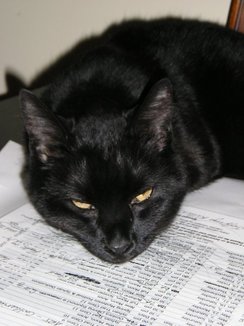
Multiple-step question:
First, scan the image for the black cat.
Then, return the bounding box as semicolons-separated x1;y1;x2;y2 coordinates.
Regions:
20;18;244;263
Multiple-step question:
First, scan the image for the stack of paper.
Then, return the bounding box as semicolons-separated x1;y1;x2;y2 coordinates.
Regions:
0;141;243;325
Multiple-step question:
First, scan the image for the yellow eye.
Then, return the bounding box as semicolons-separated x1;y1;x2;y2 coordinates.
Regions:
72;200;95;210
131;188;153;205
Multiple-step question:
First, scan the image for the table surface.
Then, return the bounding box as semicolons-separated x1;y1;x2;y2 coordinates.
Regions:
0;89;43;150
0;95;23;149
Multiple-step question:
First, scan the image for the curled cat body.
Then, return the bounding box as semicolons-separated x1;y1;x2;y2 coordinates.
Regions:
20;18;244;263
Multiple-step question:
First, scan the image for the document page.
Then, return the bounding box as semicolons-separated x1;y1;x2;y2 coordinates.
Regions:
0;202;243;325
0;141;28;217
184;177;244;220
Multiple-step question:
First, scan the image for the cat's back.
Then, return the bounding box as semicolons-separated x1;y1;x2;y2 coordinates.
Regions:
106;17;244;60
107;18;244;177
41;18;244;178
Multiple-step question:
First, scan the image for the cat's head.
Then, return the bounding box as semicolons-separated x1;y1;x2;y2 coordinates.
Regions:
20;79;186;263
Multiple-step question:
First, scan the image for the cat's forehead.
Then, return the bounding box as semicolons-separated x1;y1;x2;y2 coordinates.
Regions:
74;113;127;150
73;156;148;203
71;147;147;187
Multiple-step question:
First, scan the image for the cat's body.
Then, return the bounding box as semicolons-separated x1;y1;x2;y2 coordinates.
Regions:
21;18;244;263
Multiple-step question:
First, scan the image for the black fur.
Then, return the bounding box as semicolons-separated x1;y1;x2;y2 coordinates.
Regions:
20;18;244;263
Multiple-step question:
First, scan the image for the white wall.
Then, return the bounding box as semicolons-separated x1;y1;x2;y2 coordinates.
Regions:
0;0;231;95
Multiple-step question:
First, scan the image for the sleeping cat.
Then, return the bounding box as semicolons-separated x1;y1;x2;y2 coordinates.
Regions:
20;18;244;263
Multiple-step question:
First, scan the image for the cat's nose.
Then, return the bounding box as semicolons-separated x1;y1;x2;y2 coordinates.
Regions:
110;240;132;255
108;233;133;255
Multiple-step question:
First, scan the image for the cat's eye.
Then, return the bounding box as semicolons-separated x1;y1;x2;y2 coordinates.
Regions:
72;200;95;210
131;188;153;205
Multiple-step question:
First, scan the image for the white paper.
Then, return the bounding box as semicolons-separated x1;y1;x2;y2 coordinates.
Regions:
0;203;243;325
0;140;25;188
184;177;244;219
0;141;28;217
0;141;243;325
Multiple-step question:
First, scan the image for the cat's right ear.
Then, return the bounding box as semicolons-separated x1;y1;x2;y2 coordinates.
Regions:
131;78;173;152
20;90;68;163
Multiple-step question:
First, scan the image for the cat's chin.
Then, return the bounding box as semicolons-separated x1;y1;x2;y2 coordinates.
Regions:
104;256;136;264
87;249;136;264
98;252;139;264
84;244;141;264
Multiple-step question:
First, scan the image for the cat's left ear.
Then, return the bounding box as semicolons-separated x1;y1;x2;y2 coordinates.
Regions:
132;78;173;152
20;90;68;163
